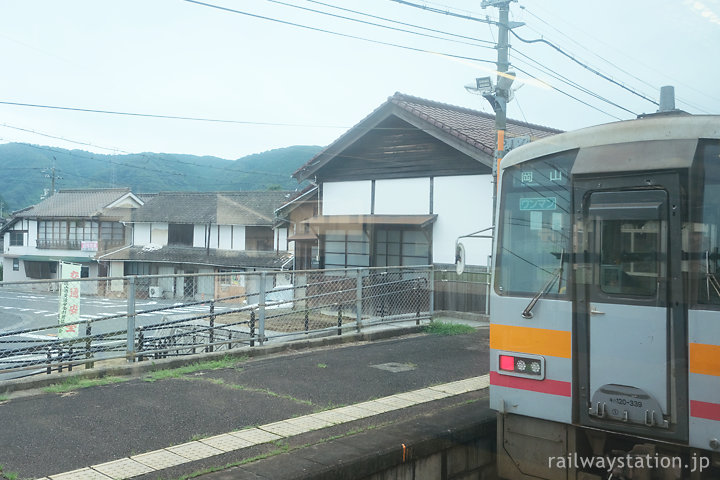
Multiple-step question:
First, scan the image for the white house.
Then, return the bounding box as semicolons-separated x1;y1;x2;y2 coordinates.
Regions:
1;188;143;287
291;93;561;272
97;191;294;299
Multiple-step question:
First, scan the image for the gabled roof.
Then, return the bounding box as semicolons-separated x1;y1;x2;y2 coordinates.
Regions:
131;191;293;225
293;92;562;182
14;188;137;218
274;185;318;217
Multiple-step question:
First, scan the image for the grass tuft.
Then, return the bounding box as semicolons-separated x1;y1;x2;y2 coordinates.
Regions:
423;322;476;336
143;355;245;382
42;376;128;394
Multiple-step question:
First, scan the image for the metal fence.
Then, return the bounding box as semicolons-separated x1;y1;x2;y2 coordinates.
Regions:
433;265;491;314
0;266;435;380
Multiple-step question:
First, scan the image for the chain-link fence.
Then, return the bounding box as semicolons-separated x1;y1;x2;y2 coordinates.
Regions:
0;266;434;380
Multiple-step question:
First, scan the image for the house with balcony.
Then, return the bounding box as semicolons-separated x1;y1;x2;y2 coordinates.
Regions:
1;188;143;285
97;191;294;299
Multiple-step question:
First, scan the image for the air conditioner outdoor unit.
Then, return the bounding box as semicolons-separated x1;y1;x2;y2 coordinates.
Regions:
149;286;163;298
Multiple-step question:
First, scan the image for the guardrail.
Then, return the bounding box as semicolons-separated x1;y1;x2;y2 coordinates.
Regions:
0;266;434;380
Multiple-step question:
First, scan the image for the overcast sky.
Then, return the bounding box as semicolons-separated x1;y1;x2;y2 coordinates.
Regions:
0;0;717;161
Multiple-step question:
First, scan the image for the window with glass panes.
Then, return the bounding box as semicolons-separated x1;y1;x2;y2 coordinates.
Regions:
323;229;370;269
101;222;125;245
374;228;431;267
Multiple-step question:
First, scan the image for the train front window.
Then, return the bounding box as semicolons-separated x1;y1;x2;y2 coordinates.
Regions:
495;151;575;297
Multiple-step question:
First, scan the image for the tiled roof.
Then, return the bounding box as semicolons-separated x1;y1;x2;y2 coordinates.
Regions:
389;92;562;156
16;188;134;218
293;92;562;180
98;246;292;269
132;191;293;225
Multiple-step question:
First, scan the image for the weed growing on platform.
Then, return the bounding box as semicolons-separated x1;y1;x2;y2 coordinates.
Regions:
142;355;246;382
423;322;475;336
42;376;128;394
0;463;19;480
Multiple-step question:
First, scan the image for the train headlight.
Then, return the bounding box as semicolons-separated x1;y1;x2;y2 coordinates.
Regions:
496;352;545;379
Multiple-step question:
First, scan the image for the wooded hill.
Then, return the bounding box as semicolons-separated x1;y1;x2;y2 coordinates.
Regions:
0;143;323;212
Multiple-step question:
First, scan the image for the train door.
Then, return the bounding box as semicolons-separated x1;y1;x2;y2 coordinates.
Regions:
574;173;688;442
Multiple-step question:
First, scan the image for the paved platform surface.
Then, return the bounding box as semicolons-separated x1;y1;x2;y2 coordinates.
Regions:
1;320;489;480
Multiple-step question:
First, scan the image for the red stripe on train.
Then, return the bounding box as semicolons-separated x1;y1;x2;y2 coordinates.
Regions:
690;400;720;421
490;371;572;397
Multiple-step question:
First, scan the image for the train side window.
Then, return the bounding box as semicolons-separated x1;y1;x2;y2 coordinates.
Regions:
693;140;720;307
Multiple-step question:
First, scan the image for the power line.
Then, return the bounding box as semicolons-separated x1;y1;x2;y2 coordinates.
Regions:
263;0;496;49
508;30;659;107
510;50;636;117
389;0;499;26
512;65;624;121
0;100;347;128
520;4;720;110
390;0;656;110
304;0;496;46
183;0;498;65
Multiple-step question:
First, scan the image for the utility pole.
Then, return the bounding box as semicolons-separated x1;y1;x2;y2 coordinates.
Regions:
465;0;524;224
42;156;63;197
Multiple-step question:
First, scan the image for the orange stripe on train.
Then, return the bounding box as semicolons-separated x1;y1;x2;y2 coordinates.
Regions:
689;343;720;376
490;324;571;359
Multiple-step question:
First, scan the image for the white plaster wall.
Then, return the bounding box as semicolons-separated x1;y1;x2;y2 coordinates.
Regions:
27;220;37;249
109;261;125;292
209;224;219;248
157;265;176;298
151;223;168;246
2;257;25;283
232;225;245;250
374;178;430;215
134;223;151;246
4;220;38;255
275;227;288;251
218;225;232;250
433;175;494;266
322;181;372;215
193;225;206;248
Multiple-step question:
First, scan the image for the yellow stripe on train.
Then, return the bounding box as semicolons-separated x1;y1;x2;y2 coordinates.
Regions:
490;324;571;359
689;343;720;377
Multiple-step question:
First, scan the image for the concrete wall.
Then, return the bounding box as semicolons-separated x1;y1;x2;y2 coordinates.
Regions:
364;438;496;480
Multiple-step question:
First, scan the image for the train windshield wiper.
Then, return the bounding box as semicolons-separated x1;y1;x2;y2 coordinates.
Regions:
521;250;564;319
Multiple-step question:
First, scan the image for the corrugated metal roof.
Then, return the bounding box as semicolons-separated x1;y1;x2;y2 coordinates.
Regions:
131;191;293;225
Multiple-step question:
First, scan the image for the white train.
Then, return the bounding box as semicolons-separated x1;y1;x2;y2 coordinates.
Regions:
490;113;720;479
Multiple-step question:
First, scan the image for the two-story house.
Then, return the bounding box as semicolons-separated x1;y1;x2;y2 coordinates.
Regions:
97;191;293;299
1;188;143;288
291;92;562;272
